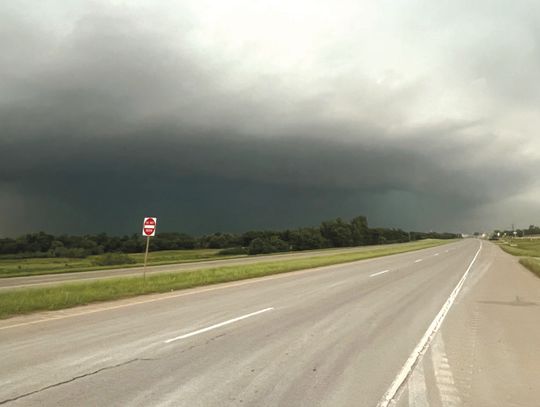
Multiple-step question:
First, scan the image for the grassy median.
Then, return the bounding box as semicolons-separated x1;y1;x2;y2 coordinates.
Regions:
0;239;453;319
0;249;242;278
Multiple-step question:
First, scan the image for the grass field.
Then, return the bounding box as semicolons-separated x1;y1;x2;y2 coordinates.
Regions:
519;258;540;278
0;249;241;278
0;239;453;319
498;238;540;278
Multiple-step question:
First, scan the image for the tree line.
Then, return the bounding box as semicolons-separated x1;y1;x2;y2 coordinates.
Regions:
0;216;460;258
492;224;540;238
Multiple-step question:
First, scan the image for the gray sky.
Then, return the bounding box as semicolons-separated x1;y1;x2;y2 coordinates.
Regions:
1;0;539;236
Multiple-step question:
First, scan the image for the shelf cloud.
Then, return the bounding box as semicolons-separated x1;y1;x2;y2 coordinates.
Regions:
1;0;539;235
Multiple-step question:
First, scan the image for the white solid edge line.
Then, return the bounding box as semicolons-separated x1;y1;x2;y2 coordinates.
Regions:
164;307;274;344
370;270;391;277
376;240;483;407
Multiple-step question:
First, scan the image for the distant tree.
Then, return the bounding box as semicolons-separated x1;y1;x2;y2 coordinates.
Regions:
269;236;289;252
320;218;353;247
287;228;328;251
527;225;540;235
49;240;65;257
240;230;278;247
0;214;462;259
376;228;409;244
0;238;18;254
247;238;273;255
350;216;369;246
123;238;143;253
199;233;241;249
247;237;289;255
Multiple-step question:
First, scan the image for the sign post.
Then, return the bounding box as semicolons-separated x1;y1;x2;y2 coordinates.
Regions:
142;217;157;280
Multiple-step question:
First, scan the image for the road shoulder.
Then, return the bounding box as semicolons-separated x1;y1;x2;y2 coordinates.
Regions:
397;241;540;407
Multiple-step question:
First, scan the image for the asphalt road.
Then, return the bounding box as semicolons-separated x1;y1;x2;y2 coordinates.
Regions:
0;244;418;290
2;239;536;406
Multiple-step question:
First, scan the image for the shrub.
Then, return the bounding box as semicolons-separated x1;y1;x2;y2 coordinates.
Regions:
248;237;290;255
217;247;248;256
92;252;136;266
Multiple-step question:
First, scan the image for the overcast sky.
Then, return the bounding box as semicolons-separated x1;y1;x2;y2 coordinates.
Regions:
1;0;539;236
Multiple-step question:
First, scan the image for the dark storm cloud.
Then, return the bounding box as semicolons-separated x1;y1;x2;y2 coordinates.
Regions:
1;1;539;235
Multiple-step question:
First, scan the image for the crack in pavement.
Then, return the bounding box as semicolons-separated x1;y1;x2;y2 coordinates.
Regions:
0;358;156;405
478;296;538;307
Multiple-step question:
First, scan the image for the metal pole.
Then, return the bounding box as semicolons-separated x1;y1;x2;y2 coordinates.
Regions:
143;236;150;281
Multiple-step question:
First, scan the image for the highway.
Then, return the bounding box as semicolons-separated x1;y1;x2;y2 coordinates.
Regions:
1;239;538;406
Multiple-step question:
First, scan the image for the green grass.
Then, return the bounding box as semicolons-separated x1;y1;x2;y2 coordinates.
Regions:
497;238;540;278
0;239;453;319
519;258;540;278
497;238;540;257
0;249;240;278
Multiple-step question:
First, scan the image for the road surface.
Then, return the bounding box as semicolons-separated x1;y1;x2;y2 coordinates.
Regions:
1;239;538;406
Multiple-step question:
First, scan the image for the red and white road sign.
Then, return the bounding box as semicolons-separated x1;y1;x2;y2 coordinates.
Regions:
142;217;157;237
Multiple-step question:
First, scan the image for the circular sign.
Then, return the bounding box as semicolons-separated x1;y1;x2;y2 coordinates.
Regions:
142;217;157;237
